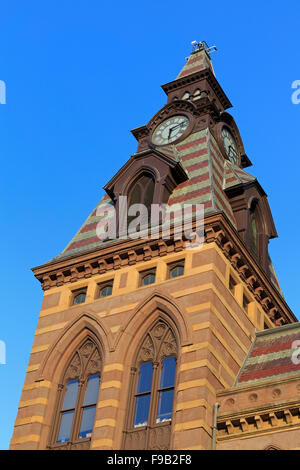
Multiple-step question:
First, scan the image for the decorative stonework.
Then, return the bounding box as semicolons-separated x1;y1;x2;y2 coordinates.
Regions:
32;213;296;326
272;389;282;399
123;320;178;451
137;320;177;364
249;393;258;403
204;217;295;325
48;337;101;450
217;404;300;440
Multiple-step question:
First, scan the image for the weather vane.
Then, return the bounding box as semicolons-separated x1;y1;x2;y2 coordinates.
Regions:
191;40;217;55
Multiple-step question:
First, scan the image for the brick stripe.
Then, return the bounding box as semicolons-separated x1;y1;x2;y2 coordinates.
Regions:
210;139;224;161
67;235;102;251
214;188;234;223
226;176;238;184
178;64;205;78
250;336;300;358
212;164;224;188
11;435;40;445
177;172;210;188
169;186;211;204
177;137;206;152
239;361;300;383
185;161;209;172
181;148;208;162
210;149;225;176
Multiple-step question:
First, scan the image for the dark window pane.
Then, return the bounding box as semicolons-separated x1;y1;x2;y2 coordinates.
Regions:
156;389;174;423
134;395;151;427
57;410;74;443
160;357;176;389
100;285;112;297
74;293;86;304
170;266;184;278
142;273;155;286
137;362;153;394
143;178;155;212
78;406;96;439
129;184;141;206
83;375;100;406
62;379;79;410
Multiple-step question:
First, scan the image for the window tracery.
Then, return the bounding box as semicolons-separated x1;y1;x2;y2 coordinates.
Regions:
48;338;101;450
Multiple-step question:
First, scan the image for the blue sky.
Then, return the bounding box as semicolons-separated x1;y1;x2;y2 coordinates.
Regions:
0;0;299;450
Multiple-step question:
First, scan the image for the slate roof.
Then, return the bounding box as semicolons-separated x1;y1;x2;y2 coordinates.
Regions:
235;323;300;386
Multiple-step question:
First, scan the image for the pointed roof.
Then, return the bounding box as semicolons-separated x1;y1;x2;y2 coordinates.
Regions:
235;323;300;386
176;45;215;79
50;128;239;263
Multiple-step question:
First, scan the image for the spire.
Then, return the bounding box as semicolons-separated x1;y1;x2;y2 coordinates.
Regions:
176;41;217;79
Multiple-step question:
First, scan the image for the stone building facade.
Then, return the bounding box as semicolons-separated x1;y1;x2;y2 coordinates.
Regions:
10;42;300;450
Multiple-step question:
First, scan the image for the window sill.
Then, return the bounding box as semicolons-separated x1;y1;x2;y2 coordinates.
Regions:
48;437;91;450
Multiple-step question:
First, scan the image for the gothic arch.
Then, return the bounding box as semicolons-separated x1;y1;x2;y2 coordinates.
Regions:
122;166;160;196
47;335;102;449
113;290;192;356
122;314;179;450
37;312;113;382
248;196;266;232
133;317;178;366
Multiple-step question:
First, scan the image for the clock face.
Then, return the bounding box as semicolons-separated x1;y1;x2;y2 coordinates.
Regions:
152;115;190;145
221;127;239;164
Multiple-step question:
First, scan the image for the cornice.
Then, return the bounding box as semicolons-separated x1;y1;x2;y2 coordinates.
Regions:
205;213;296;324
161;68;232;111
217;400;300;441
32;211;297;325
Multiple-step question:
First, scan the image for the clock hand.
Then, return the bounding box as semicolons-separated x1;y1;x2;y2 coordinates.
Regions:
170;121;187;132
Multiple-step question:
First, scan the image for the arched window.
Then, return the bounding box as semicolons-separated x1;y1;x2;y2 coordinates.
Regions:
170;265;184;279
140;271;156;287
73;292;86;305
193;89;201;101
128;174;155;212
127;173;155;228
99;285;113;297
182;92;190;100
123;320;178;450
49;338;101;450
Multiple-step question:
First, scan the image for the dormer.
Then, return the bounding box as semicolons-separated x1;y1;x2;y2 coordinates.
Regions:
103;148;188;218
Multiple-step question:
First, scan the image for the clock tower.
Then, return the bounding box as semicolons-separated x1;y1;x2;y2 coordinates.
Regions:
10;42;298;451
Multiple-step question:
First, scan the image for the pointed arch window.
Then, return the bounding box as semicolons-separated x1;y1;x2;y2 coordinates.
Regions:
123;320;178;450
128;173;155;212
49;338;101;450
127;173;155;228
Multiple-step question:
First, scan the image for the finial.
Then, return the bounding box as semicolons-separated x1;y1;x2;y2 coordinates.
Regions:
191;40;217;55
